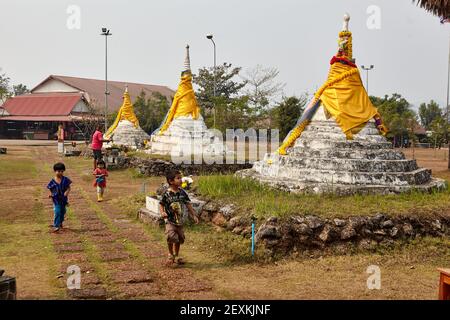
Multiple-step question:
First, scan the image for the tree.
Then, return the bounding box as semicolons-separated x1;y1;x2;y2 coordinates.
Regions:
0;71;11;104
133;91;170;134
74;103;104;142
206;95;254;132
193;62;247;112
430;116;449;149
370;93;417;147
106;91;170;135
193;63;248;131
0;70;30;102
13;84;29;96
241;65;285;114
272;95;307;140
419;100;442;130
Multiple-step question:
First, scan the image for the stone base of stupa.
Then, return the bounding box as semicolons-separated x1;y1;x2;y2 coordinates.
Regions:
147;115;229;159
236;107;447;195
108;120;150;148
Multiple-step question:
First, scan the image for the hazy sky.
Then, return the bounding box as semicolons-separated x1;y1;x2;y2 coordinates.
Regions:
1;0;449;109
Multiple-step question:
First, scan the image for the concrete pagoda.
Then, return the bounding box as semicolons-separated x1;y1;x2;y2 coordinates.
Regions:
147;45;225;159
237;14;446;195
104;86;150;148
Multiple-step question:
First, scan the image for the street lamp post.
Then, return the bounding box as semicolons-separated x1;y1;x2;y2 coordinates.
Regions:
101;28;112;133
361;65;374;95
446;34;450;169
447;36;450;123
206;34;216;128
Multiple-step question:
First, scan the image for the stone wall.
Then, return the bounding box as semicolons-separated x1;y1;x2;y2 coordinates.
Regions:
116;155;252;176
251;214;449;254
197;198;449;255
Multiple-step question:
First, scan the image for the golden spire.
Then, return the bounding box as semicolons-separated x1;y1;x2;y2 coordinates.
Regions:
104;86;140;139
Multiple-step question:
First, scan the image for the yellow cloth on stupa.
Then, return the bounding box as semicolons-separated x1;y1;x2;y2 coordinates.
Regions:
158;72;200;135
104;90;139;139
275;14;387;155
320;62;378;138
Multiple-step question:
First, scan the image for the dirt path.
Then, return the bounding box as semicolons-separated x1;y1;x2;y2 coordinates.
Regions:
26;146;220;299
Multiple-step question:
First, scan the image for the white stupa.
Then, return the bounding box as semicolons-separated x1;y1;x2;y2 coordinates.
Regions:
237;14;446;195
104;86;150;148
147;45;226;160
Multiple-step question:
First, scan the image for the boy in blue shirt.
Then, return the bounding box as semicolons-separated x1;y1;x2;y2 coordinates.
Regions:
47;162;72;233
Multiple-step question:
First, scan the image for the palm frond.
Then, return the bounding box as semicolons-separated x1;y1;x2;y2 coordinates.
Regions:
413;0;450;18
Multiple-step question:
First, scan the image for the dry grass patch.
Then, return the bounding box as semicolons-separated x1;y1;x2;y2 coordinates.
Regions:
0;158;37;182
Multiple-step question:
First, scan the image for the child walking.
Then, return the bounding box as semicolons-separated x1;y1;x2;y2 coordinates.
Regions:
93;160;108;202
47;162;72;233
159;169;199;265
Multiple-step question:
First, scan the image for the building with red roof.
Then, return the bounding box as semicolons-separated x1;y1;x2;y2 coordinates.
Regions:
0;92;90;139
0;75;174;140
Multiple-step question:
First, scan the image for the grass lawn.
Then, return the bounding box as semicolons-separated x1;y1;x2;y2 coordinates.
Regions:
196;175;450;220
125;150;172;162
0;152;64;299
0;157;37;181
1;145;448;299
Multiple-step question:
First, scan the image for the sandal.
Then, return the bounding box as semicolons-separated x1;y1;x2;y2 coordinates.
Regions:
166;254;175;265
175;257;185;265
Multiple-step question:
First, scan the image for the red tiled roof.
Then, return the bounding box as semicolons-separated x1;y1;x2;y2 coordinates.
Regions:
32;75;175;112
414;124;427;135
2;93;83;116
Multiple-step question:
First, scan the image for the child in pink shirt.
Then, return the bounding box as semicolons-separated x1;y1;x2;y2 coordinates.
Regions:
93;160;109;202
91;125;110;170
